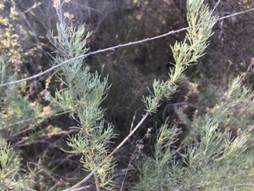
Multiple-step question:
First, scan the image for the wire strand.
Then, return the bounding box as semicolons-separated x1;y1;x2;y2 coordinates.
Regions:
1;7;254;88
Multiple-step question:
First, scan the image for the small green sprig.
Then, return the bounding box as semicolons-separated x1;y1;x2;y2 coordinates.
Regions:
144;0;217;114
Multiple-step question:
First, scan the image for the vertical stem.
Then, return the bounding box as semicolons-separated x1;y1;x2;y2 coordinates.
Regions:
94;174;100;191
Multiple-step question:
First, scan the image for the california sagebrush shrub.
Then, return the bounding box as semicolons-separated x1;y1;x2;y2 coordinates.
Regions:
133;1;254;191
50;3;115;190
0;56;36;190
134;76;254;191
1;0;254;190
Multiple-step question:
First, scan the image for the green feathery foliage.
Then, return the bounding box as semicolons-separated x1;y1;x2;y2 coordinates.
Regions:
133;0;228;190
144;0;217;114
133;1;254;189
1;0;254;190
133;123;179;191
0;145;21;190
52;4;115;190
0;56;41;135
134;78;254;191
179;77;254;191
0;57;36;190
